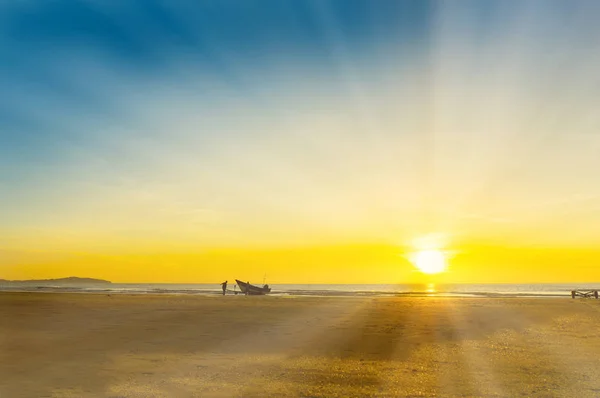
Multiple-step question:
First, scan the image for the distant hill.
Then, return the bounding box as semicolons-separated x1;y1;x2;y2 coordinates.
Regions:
0;277;111;285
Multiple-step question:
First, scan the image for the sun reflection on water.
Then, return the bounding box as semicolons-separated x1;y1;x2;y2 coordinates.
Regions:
426;283;436;294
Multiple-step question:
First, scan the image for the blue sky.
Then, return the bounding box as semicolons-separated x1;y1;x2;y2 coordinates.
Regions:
0;0;430;180
2;1;600;255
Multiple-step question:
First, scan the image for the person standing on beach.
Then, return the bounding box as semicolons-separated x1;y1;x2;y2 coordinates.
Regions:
221;281;227;295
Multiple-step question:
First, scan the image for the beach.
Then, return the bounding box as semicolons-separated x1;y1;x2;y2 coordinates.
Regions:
2;293;600;397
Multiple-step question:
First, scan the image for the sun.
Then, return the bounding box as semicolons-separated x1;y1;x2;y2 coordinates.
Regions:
410;249;448;274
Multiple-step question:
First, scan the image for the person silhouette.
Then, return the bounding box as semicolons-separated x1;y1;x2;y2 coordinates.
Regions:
221;280;227;296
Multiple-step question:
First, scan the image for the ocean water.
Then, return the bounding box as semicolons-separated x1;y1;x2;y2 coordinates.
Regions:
1;282;599;297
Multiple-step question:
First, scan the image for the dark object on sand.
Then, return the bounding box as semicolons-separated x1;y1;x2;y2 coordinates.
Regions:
235;280;271;295
571;289;598;299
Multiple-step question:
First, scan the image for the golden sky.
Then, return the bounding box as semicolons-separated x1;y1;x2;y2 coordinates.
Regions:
3;243;600;283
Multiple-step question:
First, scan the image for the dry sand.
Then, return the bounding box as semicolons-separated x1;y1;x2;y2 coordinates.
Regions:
2;293;600;397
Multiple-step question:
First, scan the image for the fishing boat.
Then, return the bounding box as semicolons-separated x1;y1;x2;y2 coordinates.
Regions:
235;279;271;295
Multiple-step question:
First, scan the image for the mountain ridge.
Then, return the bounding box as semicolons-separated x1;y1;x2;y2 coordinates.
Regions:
0;277;111;284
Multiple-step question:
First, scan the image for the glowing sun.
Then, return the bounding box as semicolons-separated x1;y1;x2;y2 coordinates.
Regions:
410;249;448;274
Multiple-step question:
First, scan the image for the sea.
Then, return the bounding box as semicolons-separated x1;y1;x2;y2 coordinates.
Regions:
1;282;598;298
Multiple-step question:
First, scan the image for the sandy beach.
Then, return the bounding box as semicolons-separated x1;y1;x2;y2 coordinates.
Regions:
2;293;600;397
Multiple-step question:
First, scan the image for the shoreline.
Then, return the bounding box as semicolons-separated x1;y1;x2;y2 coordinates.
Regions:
0;287;581;299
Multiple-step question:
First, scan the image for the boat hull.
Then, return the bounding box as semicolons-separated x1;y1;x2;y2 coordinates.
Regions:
235;279;271;295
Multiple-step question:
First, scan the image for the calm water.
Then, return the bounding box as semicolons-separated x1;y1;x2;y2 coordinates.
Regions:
1;282;598;297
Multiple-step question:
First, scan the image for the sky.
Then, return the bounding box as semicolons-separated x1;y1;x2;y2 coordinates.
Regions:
1;1;600;283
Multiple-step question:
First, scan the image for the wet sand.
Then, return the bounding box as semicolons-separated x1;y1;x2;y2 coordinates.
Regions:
2;292;600;397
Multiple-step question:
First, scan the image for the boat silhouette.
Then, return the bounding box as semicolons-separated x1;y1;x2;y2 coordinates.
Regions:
235;279;271;295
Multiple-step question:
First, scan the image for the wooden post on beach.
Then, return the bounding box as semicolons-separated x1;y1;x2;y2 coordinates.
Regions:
571;289;599;299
